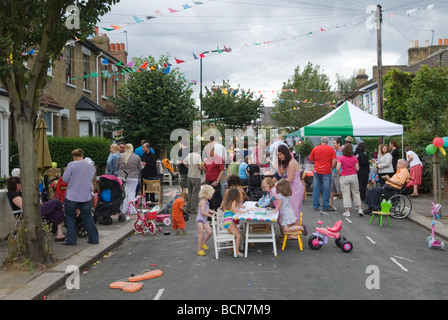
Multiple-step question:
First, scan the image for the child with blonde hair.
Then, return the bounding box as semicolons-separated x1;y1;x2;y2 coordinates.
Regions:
222;187;246;258
260;177;278;208
196;185;217;256
274;179;307;238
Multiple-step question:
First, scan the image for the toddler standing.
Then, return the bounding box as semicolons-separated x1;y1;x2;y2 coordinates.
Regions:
274;179;307;238
172;192;188;235
196;185;217;256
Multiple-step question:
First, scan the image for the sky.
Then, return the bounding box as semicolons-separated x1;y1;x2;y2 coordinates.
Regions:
98;0;448;105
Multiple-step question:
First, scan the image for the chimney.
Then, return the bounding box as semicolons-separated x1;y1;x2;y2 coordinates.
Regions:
415;40;419;47
410;40;414;48
355;69;368;88
444;39;448;45
120;43;125;51
425;40;429;47
439;38;443;45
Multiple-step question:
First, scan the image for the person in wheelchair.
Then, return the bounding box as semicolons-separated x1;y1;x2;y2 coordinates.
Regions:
363;159;410;215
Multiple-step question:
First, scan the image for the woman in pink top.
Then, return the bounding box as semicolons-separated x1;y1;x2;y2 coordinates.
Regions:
336;144;363;217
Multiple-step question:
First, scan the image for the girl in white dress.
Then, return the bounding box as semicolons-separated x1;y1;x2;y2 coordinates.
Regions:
274;179;307;238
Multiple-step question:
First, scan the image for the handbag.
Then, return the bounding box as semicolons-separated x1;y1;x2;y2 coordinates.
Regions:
183;210;190;222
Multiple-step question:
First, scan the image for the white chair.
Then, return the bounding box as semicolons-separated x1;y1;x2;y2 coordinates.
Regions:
212;212;237;259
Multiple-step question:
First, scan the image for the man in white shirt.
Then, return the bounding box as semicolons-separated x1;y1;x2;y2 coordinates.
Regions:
183;151;203;214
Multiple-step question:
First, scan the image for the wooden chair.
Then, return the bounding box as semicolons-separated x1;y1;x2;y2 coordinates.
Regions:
281;212;304;251
142;179;163;205
212;211;237;259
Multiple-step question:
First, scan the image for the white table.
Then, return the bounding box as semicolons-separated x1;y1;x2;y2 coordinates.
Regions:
234;202;279;258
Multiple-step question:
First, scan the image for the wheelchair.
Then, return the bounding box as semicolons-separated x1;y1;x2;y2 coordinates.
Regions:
378;182;413;219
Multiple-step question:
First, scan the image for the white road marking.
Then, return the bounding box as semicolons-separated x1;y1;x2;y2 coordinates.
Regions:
390;257;408;272
154;288;165;300
366;236;376;244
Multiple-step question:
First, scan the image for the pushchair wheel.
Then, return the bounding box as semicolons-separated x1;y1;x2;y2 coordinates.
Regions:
97;216;113;225
118;214;126;222
76;222;88;238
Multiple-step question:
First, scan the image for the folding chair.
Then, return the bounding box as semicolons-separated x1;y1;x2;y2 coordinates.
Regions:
211;211;237;259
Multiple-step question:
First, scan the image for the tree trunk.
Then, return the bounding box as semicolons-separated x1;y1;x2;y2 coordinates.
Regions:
16;104;46;263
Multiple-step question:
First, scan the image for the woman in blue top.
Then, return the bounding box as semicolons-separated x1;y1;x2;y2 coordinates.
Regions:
238;156;249;186
106;143;120;176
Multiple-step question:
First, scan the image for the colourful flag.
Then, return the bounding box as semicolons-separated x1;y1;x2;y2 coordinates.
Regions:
168;8;178;13
199;53;206;58
101;57;108;64
127;61;134;67
110;25;123;30
175;57;185;64
193;52;198;59
140;61;148;69
116;61;122;66
133;16;144;23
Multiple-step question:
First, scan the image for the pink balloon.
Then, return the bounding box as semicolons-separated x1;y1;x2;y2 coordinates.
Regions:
433;137;444;148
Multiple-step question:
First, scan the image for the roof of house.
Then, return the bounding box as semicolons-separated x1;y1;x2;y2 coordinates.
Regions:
76;96;106;113
404;48;448;73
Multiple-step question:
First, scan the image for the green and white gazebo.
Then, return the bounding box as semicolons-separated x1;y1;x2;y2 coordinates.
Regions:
287;101;403;138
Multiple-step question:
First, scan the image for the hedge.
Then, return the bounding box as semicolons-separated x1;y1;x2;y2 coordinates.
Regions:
9;136;112;174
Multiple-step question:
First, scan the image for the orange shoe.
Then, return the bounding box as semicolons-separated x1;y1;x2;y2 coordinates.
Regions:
128;269;163;282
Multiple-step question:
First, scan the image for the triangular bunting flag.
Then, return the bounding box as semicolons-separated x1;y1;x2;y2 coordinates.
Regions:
193;52;198;60
110;25;123;30
199;53;206;58
175;57;185;64
183;4;192;9
127;61;134;67
101;57;108;64
103;27;114;31
140;61;148;69
133;16;144;23
146;16;156;20
217;45;222;53
163;66;171;74
168;8;178;13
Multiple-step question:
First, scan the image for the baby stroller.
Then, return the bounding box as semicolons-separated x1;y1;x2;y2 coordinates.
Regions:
51;176;92;238
160;189;186;222
94;175;125;225
247;164;263;201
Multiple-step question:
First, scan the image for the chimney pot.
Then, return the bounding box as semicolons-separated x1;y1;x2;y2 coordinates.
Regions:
410;40;414;48
120;43;125;50
444;39;448;45
425;40;429;47
109;44;114;50
439;38;443;45
415;40;419;47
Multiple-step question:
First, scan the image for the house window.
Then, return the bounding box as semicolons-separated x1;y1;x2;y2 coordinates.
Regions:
42;112;53;136
83;53;90;90
79;120;91;137
65;46;74;84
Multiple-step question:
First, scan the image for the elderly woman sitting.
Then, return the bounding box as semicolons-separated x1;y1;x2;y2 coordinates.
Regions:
363;159;410;215
6;176;66;241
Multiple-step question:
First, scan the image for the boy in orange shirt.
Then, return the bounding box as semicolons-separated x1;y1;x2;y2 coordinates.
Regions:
172;192;189;235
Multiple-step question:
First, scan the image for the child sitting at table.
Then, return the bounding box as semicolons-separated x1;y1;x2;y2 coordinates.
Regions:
220;175;247;210
222;187;247;258
260;177;278;208
196;185;217;256
274;179;307;239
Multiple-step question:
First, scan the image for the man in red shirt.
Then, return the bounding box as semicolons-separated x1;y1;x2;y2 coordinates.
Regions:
309;137;337;211
204;146;225;210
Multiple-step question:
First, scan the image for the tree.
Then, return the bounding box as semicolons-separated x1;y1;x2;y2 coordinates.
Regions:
110;55;196;153
0;0;119;263
270;62;336;130
201;80;264;129
383;68;413;125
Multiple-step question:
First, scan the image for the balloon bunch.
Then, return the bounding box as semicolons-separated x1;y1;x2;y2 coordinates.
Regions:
426;137;448;156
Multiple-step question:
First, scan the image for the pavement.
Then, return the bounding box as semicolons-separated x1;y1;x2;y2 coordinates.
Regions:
1;186;448;300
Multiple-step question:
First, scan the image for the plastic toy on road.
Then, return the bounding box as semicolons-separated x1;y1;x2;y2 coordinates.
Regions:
308;211;353;253
427;203;444;250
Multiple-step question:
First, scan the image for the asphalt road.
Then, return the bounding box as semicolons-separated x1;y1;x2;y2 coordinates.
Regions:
47;202;448;302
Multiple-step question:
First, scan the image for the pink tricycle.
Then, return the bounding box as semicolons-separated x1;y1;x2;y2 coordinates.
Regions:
308;211;353;253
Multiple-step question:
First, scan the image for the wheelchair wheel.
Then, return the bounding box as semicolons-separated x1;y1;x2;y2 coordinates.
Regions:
388;194;412;219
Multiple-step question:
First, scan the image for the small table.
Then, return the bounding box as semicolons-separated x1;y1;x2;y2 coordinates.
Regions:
234;202;279;258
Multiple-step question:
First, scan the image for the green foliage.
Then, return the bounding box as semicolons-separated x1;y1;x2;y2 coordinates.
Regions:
110;55;196;153
294;139;314;157
202;80;264;129
48;136;111;169
383;69;413;125
271;62;335;130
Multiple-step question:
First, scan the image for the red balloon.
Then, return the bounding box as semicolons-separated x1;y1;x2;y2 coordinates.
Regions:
433;137;444;148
